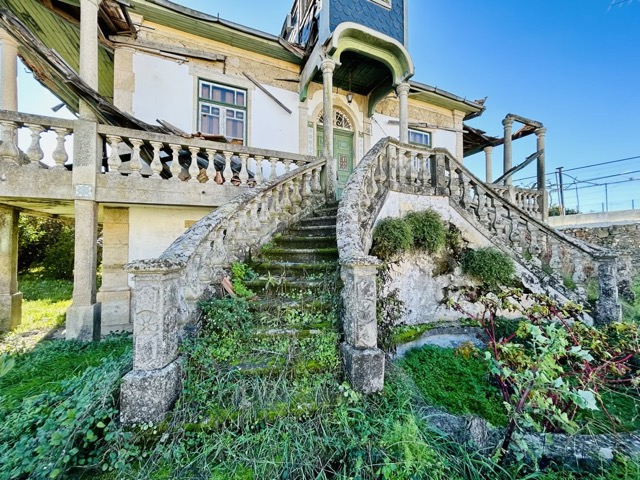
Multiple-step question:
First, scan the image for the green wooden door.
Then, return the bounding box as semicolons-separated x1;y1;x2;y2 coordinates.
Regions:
317;129;354;200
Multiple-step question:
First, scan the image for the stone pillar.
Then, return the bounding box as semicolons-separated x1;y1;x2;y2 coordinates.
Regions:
595;255;622;325
321;58;336;201
536;127;548;221
67;0;102;340
97;207;131;334
483;146;493;183
79;0;101;119
453;109;465;161
502;117;514;186
113;46;135;114
66;120;101;341
0;29;18;111
120;268;182;424
396;82;411;144
0;206;21;331
340;257;385;394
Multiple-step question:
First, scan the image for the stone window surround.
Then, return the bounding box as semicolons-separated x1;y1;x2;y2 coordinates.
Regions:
189;65;255;145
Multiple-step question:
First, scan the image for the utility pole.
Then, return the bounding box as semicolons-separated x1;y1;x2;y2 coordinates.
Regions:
575;183;580;213
605;183;609;212
556;167;565;215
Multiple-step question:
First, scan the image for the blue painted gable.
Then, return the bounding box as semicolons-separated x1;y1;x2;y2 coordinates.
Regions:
329;0;405;45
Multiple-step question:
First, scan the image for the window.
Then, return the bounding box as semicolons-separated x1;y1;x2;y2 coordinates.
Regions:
198;80;247;143
409;129;431;147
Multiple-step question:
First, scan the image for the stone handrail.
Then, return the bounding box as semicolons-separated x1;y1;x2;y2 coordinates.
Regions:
337;137;620;393
120;157;327;423
0;109;316;188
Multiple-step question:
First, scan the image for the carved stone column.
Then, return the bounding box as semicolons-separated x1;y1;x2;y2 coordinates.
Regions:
321;58;336;201
120;268;182;424
340;257;384;394
483;146;493;184
595;255;622;325
396;82;411;144
97;207;131;334
536;127;548;221
502;117;514;186
0;29;18;111
0;206;21;331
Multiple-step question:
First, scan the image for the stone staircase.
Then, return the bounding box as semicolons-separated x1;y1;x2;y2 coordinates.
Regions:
235;203;342;373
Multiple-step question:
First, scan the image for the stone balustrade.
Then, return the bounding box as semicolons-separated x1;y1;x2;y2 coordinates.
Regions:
337;138;621;393
0;109;316;189
120;158;327;424
0;109;74;168
490;185;544;220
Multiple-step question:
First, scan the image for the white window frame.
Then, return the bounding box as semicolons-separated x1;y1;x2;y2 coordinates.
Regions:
408;128;432;147
198;79;247;143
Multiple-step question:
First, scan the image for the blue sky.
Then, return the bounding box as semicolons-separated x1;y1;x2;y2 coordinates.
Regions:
17;0;640;211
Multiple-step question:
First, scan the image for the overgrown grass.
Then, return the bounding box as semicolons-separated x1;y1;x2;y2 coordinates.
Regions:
399;344;509;427
0;275;73;353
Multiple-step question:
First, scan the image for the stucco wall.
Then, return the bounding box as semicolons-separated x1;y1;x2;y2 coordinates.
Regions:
128;206;211;271
375;193;576;326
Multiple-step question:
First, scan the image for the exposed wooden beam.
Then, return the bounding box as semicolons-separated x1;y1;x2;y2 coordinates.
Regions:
110;35;226;62
243;72;292;115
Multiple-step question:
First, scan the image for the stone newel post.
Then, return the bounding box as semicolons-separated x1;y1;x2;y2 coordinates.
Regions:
340;257;385;394
595;255;622;325
120;268;183;424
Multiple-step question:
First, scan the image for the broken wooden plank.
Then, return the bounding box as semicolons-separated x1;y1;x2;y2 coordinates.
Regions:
110;35;226;62
493;149;544;185
243;72;293;115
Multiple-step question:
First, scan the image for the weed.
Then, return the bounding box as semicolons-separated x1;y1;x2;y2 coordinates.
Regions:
563;275;577;291
371;217;414;260
461;248;515;288
405;209;446;253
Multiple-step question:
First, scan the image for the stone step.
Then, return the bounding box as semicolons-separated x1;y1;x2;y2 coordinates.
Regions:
273;235;337;249
244;276;337;293
286;225;336;238
252;323;333;338
298;215;337;227
248;296;335;313
258;247;339;263
313;206;339;217
251;260;338;277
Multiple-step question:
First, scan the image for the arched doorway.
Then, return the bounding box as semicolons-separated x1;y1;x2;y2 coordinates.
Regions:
317;108;354;199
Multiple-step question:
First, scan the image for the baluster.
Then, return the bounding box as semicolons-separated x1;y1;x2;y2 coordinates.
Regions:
476;186;486;223
259;191;272;236
106;135;123;174
311;166;322;194
188;146;201;182
25;124;45;167
448;163;460;202
387;144;397;189
433;152;445;194
408;150;417;186
149;141;163;178
290;176;303;214
269;157;278;181
239;153;249;185
397;148;407;187
248;201;261;236
416;153;426;188
51;127;70;169
281;181;292;213
129;139;144;177
0;120;19;163
169;144;182;181
209;229;227;267
272;185;282;229
283;158;292;174
368;164;378;198
223;151;233;185
206;148;217;183
223;219;236;250
254;155;264;185
460;172;471;210
301;171;312;209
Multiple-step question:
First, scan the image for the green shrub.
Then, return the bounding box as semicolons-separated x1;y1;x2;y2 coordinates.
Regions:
404;209;446;253
18;216;76;280
372;217;414;260
461;247;515;287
